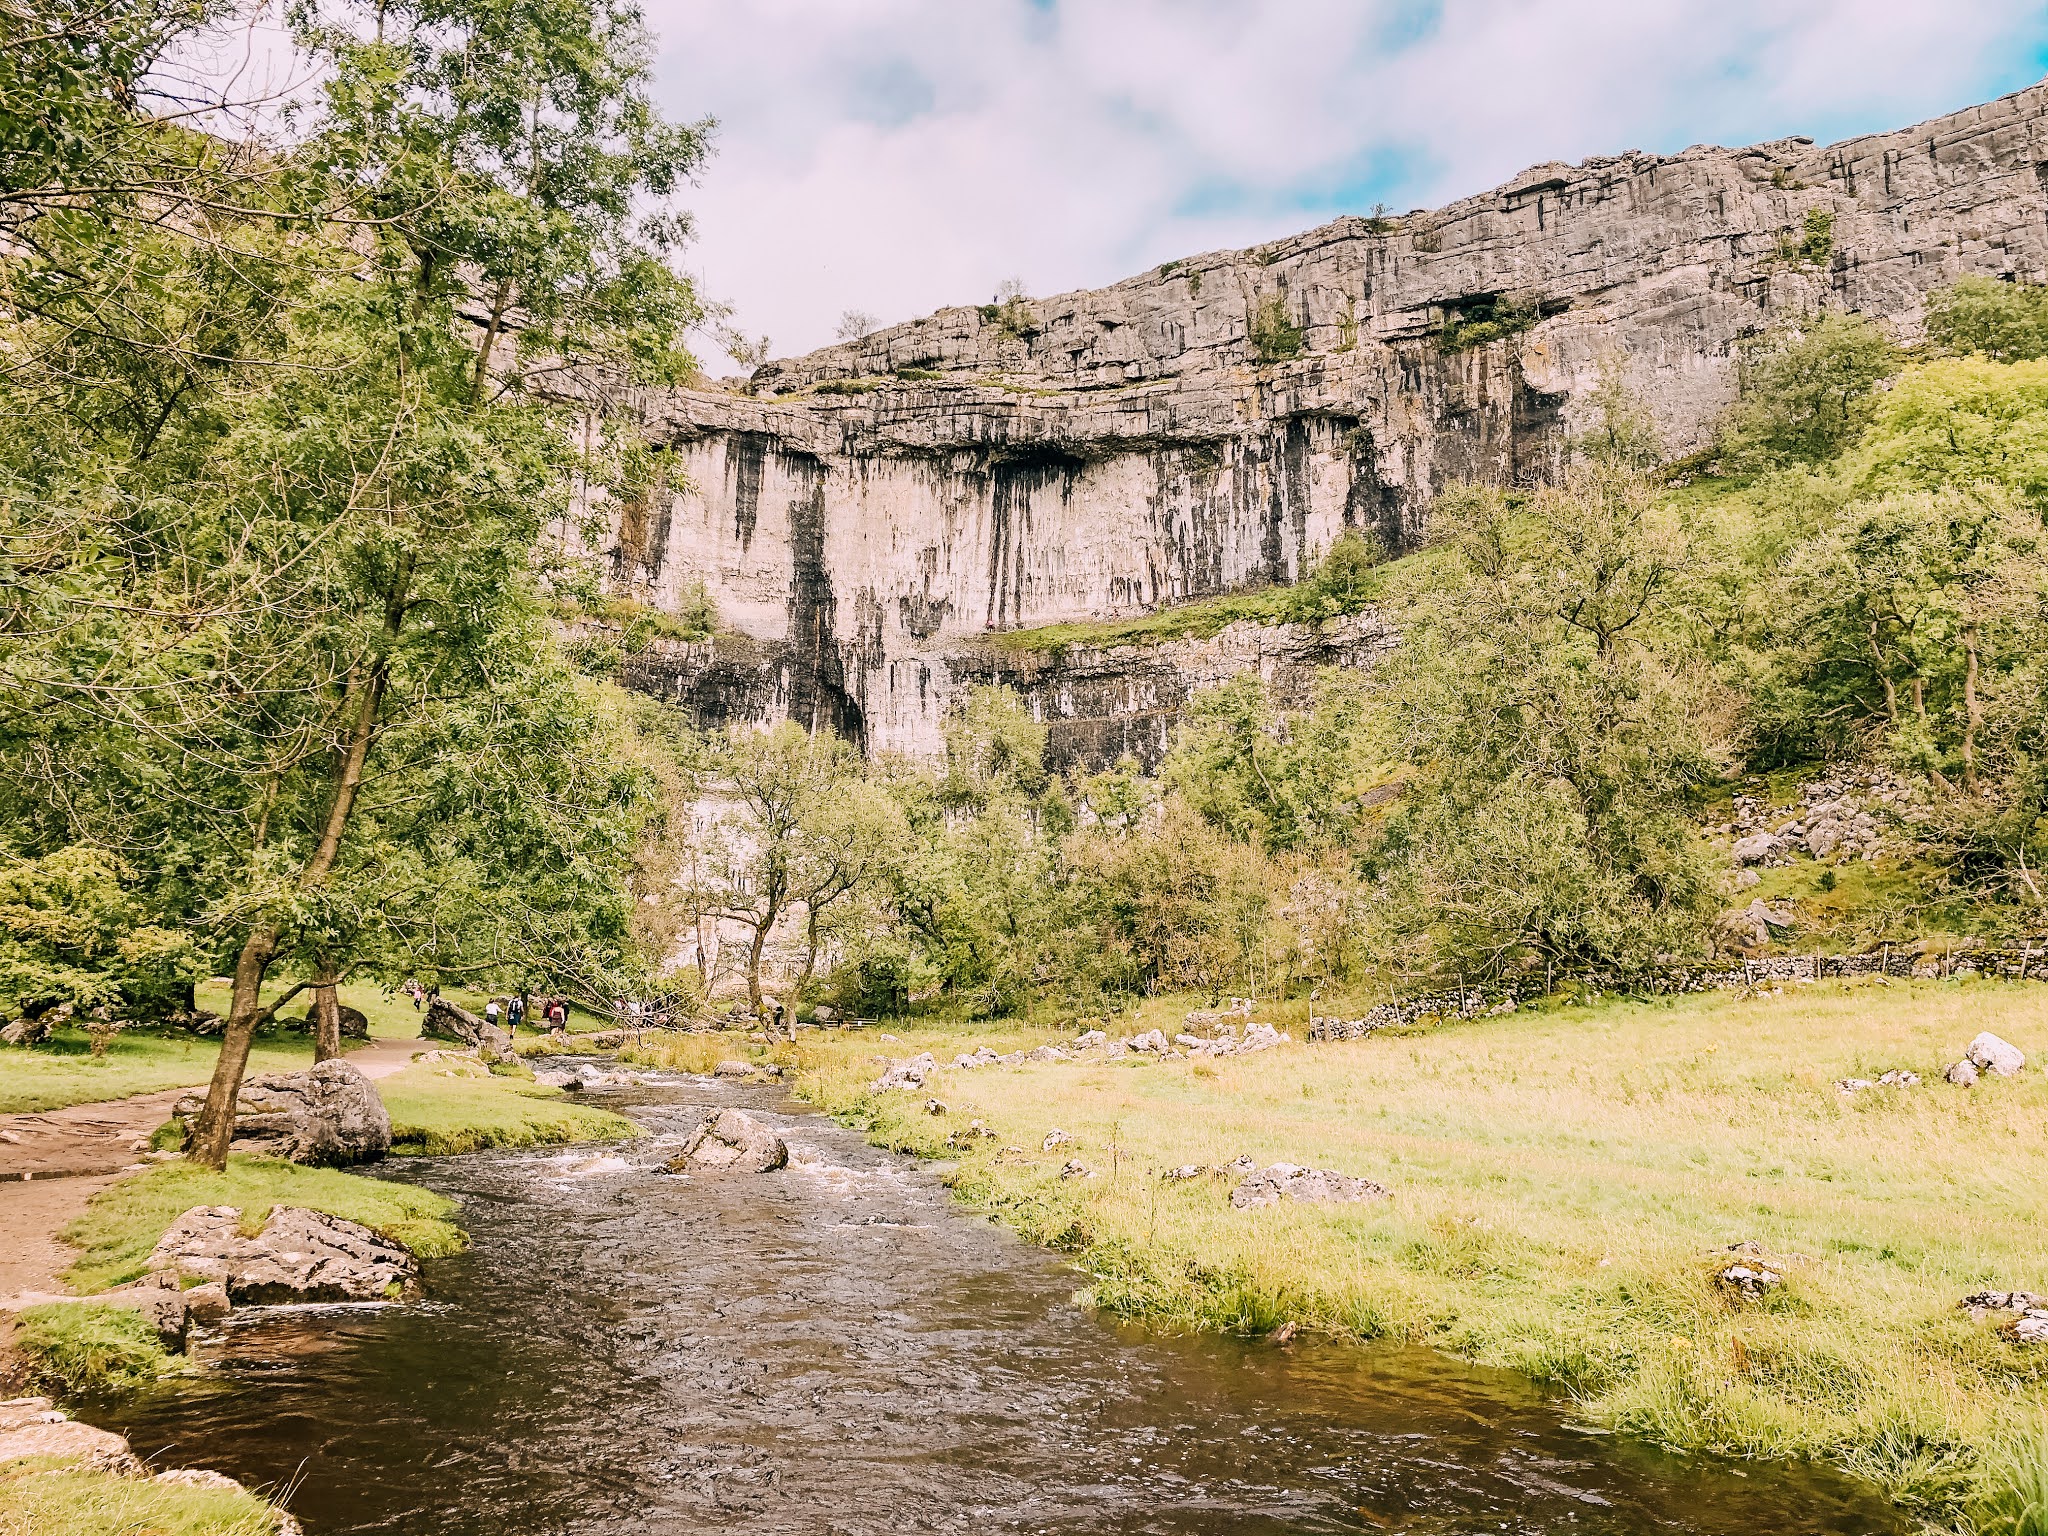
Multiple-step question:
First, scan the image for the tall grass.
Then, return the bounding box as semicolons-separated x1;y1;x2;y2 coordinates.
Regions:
12;1302;172;1394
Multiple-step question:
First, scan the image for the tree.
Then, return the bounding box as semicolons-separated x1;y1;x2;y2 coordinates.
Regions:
1852;357;2048;512
835;309;878;343
1925;276;2048;364
1364;473;1728;978
1723;314;1901;467
693;723;856;1023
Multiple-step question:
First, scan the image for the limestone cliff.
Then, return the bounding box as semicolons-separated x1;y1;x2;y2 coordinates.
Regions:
606;80;2048;763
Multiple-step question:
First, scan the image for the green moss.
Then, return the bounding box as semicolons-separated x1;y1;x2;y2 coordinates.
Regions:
60;1155;464;1293
984;543;1420;654
813;376;884;395
893;366;942;382
13;1302;172;1394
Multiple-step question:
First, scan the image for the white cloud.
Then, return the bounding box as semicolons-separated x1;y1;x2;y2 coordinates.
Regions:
646;0;2048;364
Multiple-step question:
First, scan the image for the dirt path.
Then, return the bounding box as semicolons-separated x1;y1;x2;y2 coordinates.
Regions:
0;1088;184;1183
0;1039;424;1311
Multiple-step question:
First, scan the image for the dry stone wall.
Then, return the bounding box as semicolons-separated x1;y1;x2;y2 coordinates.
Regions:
608;81;2048;764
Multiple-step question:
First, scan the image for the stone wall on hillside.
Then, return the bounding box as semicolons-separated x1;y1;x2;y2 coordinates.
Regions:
605;80;2048;764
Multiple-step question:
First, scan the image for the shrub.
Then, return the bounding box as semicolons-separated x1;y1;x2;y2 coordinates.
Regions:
1248;294;1305;363
1722;314;1900;466
1774;207;1835;268
1439;291;1542;352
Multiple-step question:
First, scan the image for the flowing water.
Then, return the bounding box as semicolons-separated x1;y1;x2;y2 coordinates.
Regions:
91;1071;1900;1535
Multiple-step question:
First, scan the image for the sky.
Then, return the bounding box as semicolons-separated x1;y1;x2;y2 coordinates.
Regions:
647;0;2048;367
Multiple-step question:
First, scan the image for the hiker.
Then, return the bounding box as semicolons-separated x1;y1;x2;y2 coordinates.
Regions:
547;998;568;1033
507;995;525;1031
484;997;502;1032
405;979;422;1011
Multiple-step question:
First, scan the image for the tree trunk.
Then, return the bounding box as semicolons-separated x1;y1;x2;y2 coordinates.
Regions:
798;903;821;996
1961;624;1983;795
312;951;342;1063
186;568;406;1168
187;924;280;1170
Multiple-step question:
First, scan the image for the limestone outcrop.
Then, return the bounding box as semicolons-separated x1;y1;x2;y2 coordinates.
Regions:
173;1059;391;1166
596;82;2048;766
148;1205;419;1302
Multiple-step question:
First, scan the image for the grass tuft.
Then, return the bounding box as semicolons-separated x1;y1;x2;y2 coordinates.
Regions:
378;1065;638;1156
12;1303;172;1395
0;1461;290;1536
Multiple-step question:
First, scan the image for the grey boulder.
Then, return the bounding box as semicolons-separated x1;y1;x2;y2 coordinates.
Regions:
148;1204;418;1303
173;1059;391;1166
1230;1163;1391;1210
1946;1058;1980;1087
1965;1032;2026;1077
668;1109;788;1173
871;1052;936;1092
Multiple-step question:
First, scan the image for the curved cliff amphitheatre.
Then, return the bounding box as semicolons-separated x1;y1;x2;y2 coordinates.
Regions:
615;82;2048;765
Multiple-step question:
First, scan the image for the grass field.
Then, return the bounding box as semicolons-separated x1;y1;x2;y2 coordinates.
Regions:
376;1062;640;1156
792;977;2048;1532
0;980;619;1115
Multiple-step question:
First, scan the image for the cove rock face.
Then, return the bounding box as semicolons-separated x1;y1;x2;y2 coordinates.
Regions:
589;83;2048;770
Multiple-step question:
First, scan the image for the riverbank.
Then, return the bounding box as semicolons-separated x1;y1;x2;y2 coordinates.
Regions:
771;977;2048;1534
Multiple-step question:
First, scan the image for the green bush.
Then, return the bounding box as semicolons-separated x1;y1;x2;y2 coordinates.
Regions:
1926;275;2048;363
14;1302;171;1394
1723;313;1900;466
1248;294;1305;363
1439;291;1542;352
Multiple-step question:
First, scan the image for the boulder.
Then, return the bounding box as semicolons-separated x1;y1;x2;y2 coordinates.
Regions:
1961;1289;2045;1318
1946;1058;1980;1087
147;1205;418;1303
0;1396;142;1475
1731;833;1781;865
1717;1263;1783;1299
421;997;512;1058
922;1098;948;1115
183;1281;232;1324
1058;1159;1094;1180
1161;1164;1205;1182
1965;1032;2026;1077
953;1047;1001;1070
714;1059;759;1078
1229;1163;1391;1210
870;1052;936;1092
1127;1028;1169;1055
292;1002;370;1040
668;1109;788;1173
98;1272;190;1350
173;1059;391;1166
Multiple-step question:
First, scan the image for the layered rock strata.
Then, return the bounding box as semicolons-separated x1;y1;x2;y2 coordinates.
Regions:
605;81;2048;764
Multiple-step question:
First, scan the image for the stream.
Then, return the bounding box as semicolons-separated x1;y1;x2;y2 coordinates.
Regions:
90;1069;1901;1535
